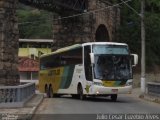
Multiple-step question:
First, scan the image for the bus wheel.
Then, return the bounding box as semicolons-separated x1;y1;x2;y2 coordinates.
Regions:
45;85;49;98
49;86;54;98
111;94;117;102
78;85;85;100
54;94;61;98
71;94;78;99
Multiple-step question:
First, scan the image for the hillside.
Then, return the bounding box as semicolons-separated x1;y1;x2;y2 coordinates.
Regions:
17;4;53;39
17;1;160;71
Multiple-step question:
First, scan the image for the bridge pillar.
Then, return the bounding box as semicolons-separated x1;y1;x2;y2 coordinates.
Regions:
52;0;120;50
0;0;19;85
88;0;120;42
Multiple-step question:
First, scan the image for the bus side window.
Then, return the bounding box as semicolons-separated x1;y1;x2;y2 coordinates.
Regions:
40;58;46;70
60;48;82;66
84;46;92;81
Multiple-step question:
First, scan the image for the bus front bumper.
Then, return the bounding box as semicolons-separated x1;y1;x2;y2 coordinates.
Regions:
89;85;132;95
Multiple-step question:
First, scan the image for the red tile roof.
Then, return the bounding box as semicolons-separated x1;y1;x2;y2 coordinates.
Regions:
18;57;39;72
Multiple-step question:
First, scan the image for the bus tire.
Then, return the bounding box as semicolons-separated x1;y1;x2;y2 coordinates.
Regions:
78;84;86;100
71;94;78;99
45;85;49;98
54;94;61;98
49;86;54;98
111;94;117;102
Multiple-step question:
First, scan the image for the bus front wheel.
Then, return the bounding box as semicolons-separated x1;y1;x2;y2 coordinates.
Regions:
78;85;86;100
111;94;117;101
71;94;78;99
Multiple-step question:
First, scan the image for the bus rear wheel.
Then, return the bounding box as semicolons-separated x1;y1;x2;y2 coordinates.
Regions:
45;85;49;98
49;86;54;98
111;94;117;101
78;85;86;100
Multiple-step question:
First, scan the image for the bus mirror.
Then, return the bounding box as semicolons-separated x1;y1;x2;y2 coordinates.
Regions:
131;54;138;67
90;53;95;64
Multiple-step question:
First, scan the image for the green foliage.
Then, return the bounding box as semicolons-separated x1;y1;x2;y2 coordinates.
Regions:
117;0;141;52
17;4;53;39
145;13;160;66
117;0;160;69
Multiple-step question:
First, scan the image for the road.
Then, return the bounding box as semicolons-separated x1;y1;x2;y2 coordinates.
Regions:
32;94;160;120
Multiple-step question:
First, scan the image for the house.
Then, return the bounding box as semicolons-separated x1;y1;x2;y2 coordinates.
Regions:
18;39;52;84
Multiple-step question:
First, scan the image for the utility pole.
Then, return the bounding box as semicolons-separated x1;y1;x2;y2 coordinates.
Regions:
141;0;146;94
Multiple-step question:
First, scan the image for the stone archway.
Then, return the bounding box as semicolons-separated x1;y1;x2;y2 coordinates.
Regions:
95;24;110;42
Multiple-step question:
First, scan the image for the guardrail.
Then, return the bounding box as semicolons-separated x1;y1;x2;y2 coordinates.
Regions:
0;83;35;108
147;82;160;97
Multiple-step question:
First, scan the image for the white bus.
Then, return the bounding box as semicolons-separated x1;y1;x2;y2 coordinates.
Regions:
39;42;138;101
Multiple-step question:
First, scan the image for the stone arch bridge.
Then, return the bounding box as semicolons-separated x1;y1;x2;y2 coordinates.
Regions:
0;0;120;85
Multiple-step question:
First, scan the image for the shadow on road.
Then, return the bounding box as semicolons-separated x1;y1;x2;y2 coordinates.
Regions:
33;114;98;120
58;95;134;103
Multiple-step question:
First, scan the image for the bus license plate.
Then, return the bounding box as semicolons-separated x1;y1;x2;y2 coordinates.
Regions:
112;89;118;93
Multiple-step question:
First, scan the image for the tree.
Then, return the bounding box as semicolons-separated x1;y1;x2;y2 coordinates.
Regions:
117;0;160;71
17;4;53;39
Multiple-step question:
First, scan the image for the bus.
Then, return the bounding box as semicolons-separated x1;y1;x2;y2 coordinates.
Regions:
39;42;138;101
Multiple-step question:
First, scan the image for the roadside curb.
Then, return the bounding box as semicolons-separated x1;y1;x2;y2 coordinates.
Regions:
17;106;37;120
129;88;160;104
139;94;160;104
20;94;44;120
29;94;44;120
0;94;44;120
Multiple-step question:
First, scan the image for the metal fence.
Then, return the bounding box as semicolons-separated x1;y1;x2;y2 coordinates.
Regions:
0;83;35;108
147;82;160;97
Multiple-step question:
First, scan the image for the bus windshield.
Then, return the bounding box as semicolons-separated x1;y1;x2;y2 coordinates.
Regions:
93;45;132;80
93;44;129;55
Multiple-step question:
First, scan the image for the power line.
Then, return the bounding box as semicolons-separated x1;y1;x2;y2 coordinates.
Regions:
19;0;133;25
120;0;141;17
53;0;133;20
18;19;52;25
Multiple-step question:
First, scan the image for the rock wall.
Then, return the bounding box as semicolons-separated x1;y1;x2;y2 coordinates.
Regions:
52;0;120;50
88;0;120;42
0;0;19;85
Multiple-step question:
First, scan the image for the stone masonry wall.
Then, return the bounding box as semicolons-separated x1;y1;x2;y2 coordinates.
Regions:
52;13;95;50
52;0;120;50
0;0;19;85
89;0;120;41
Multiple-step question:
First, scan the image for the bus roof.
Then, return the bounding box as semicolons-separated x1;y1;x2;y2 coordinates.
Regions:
40;44;82;58
40;42;128;58
19;39;53;43
82;42;128;46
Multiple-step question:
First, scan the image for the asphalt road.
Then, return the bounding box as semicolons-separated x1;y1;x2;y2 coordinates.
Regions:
32;94;160;120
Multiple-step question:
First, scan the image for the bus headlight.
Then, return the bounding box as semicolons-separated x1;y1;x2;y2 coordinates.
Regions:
126;81;133;86
94;82;103;86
